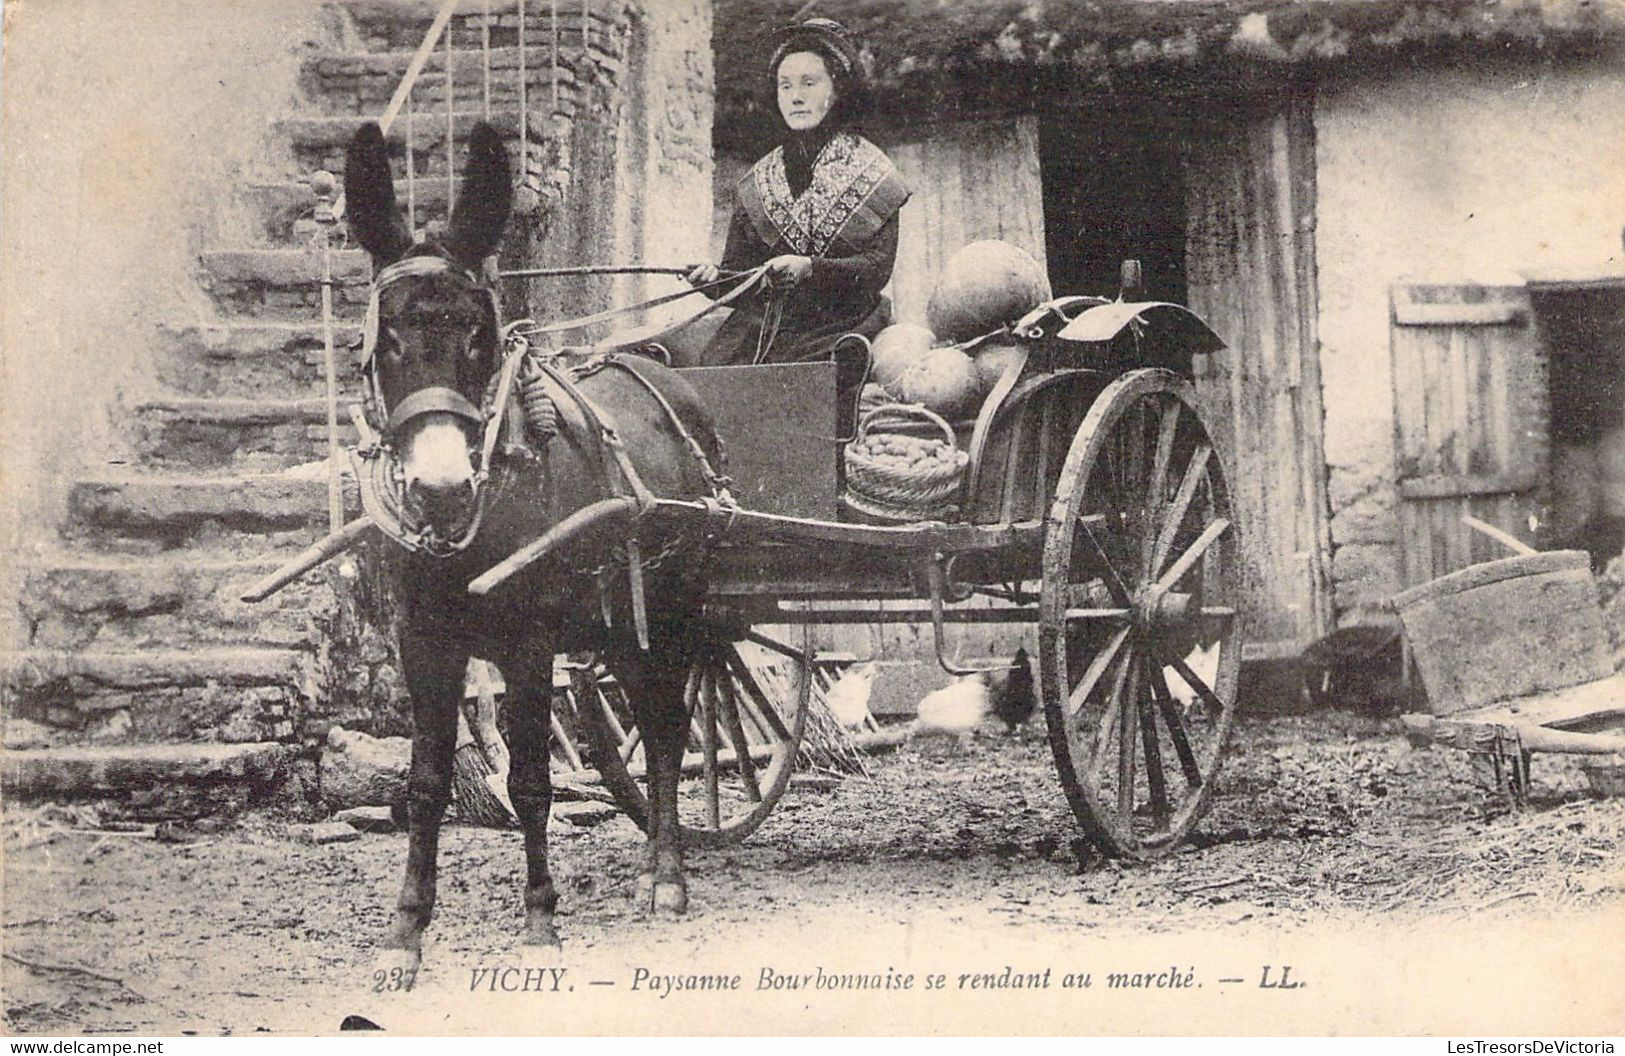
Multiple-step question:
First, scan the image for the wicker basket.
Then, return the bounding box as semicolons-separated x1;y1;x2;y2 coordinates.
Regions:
843;403;968;522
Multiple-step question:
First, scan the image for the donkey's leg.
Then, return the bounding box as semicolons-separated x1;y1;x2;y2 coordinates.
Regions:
609;635;694;915
496;636;563;950
384;623;471;967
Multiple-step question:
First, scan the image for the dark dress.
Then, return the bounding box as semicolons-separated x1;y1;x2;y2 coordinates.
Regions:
700;131;911;366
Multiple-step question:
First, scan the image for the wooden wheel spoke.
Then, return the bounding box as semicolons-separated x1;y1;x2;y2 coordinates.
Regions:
618;724;643;765
714;670;762;803
726;649;791;742
745;628;811;664
1079;519;1135;608
1091;641;1135;769
1154;517;1231;593
699;667;721;827
1137;654;1171;831
1116;653;1141;817
1147;662;1204;788
1069;623;1132;718
1141;399;1182;576
1150;442;1212;576
682;666;703;724
1159;647;1227;719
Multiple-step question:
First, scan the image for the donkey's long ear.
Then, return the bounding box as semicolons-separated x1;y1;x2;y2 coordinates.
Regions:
444;123;512;266
344;122;412;264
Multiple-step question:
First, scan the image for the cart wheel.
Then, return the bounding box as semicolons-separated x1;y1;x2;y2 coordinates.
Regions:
572;625;814;849
1039;368;1244;859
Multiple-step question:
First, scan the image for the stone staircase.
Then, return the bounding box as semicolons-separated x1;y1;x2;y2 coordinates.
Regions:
3;0;639;810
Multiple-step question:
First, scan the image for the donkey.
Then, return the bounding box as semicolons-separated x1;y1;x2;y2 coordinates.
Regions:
344;120;724;968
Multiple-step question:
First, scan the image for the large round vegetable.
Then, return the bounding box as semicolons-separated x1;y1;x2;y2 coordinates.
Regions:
890;345;981;418
869;322;935;387
972;340;1027;397
927;240;1052;343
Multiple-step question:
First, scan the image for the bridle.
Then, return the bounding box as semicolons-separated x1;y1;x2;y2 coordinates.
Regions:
352;252;746;567
354;253;519;557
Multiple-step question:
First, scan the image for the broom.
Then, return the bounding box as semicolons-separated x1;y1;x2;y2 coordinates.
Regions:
736;645;870;777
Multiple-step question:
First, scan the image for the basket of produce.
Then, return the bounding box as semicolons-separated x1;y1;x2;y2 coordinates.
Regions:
843;403;969;523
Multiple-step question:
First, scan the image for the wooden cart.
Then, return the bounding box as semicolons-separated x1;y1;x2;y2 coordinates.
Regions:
1394;549;1625;802
555;294;1249;861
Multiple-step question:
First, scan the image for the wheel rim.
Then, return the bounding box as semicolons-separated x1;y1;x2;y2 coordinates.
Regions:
1039;369;1243;859
574;625;813;849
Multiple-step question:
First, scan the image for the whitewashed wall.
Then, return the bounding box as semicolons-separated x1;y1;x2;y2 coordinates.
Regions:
1313;59;1625;612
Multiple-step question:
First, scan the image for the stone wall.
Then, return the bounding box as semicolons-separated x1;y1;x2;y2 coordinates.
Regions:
449;0;716;335
1313;57;1625;615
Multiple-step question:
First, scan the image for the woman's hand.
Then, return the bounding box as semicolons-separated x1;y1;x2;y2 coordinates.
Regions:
686;262;721;286
765;254;812;288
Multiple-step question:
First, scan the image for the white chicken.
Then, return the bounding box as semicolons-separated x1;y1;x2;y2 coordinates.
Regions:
1164;640;1221;710
911;672;992;749
822;662;878;730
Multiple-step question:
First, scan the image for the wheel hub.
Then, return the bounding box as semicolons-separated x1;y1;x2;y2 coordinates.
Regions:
1132;586;1194;634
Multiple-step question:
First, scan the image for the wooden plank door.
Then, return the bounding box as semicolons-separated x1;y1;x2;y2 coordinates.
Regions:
1390;284;1549;587
1185;93;1331;660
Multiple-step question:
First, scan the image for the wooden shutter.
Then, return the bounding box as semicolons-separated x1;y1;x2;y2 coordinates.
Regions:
1389;284;1549;587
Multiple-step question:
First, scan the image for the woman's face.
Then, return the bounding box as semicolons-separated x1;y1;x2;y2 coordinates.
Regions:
776;51;835;132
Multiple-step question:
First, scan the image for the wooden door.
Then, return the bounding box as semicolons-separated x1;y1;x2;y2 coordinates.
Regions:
1389;284;1550;587
1185;93;1331;660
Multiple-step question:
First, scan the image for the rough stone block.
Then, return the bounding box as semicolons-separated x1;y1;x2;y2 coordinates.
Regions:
335;805;398;834
1330;493;1399;545
292;820;360;845
1327;462;1391;514
551;801;620;828
1331;542;1401;612
2;742;294;799
320;726;409;810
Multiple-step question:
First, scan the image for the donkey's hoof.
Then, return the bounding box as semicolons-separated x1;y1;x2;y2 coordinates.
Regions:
522;928;563;953
633;872;687;914
652;881;688;915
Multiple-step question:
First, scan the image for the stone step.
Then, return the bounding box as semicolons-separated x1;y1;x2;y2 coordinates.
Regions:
16;549;323;654
155;320;364;399
278;108;536;181
242;177;453;245
65;470;334;548
2;647;309;747
336;0;627;54
131;396;362;472
2;741;298;805
198;248;371;319
301;45;596;117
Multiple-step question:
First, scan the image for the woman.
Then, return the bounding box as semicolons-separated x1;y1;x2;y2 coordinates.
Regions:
687;19;910;366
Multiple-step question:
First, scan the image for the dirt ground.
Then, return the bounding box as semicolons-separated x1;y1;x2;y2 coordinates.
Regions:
6;710;1625;1036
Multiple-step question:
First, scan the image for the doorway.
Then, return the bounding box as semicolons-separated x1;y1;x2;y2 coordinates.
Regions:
1038;104;1188;302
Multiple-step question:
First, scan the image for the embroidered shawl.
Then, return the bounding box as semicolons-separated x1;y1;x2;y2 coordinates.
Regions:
736;132;910;257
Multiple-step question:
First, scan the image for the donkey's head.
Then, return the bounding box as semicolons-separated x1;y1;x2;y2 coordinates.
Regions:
346;121;512;539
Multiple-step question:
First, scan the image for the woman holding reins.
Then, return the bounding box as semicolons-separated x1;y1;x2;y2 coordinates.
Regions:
686;19;911;367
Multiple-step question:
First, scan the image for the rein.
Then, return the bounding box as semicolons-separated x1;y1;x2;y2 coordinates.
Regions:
509;265;770;352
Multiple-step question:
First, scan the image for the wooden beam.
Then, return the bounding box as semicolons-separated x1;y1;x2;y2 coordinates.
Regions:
1393;302;1526;327
1402;713;1625;755
1397;472;1538;500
